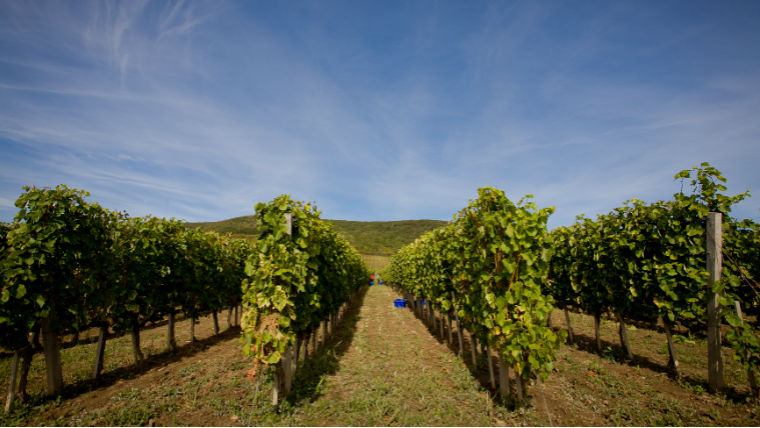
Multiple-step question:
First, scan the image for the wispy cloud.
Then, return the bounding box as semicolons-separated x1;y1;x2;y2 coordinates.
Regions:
0;0;758;227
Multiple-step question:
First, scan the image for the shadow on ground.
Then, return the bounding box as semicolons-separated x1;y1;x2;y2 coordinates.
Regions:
383;283;751;407
285;284;370;406
15;325;243;410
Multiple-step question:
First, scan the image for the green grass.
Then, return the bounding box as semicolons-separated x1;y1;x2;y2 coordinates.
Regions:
4;289;760;426
326;219;447;255
361;254;390;272
185;216;446;256
185;215;258;236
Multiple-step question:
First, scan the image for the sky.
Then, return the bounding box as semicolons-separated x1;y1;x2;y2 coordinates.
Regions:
1;0;759;229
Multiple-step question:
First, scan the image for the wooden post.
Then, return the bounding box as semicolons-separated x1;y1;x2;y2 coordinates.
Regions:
663;319;680;378
452;293;464;356
593;312;602;353
91;325;108;380
486;344;496;388
273;212;294;407
190;316;196;343
212;311;219;335
17;345;33;403
498;354;510;403
272;366;283;406
4;351;19;413
41;314;63;396
447;314;453;345
131;321;144;363
706;212;725;392
167;312;177;352
734;300;758;398
227;307;233;328
616;312;633;360
322;320;328;346
470;331;478;366
515;373;524;402
439;310;444;338
564;308;574;344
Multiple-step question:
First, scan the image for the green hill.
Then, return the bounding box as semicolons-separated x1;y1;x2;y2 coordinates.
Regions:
185;216;446;256
325;219;446;255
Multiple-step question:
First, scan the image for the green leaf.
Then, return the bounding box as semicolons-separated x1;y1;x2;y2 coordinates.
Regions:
263;351;281;364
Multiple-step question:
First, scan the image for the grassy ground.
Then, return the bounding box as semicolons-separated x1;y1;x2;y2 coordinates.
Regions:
360;254;390;273
2;286;759;426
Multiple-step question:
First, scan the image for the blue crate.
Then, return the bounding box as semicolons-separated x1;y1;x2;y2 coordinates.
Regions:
393;298;407;308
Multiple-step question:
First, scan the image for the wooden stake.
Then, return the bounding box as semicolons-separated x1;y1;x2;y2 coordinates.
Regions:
41;314;63;396
593;312;602;353
564;308;574;344
91;325;107;380
616;312;633;360
4;351;19;413
167;312;177;352
212;311;219;335
447;314;453;345
456;317;464;356
515;373;524;402
17;345;32;403
486;344;496;388
663;319;680;378
706;212;725;392
498;354;510;403
439;310;444;338
452;293;463;356
131;321;144;363
272;366;282;406
470;332;478;366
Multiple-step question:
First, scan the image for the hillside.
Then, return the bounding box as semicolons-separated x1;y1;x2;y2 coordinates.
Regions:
185;216;446;256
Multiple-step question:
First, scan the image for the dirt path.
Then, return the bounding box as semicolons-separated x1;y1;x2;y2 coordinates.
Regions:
277;284;506;426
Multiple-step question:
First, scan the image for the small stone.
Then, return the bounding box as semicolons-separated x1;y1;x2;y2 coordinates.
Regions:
231;415;239;422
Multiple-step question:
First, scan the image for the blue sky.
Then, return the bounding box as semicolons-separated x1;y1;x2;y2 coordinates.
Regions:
1;0;759;229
